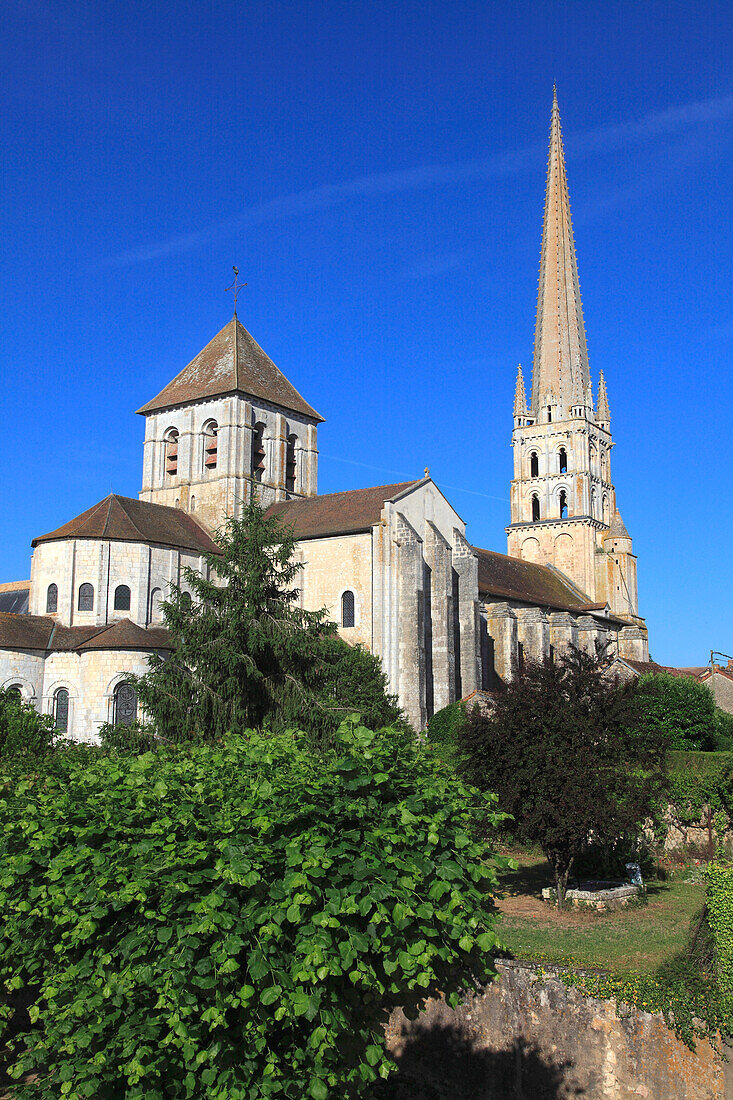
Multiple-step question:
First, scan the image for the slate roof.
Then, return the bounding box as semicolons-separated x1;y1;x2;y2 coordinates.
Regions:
32;495;221;556
473;545;621;619
0;581;30;614
137;316;324;422
0;614;170;653
267;482;421;540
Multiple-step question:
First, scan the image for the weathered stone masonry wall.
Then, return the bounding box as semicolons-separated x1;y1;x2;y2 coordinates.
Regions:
385;961;728;1099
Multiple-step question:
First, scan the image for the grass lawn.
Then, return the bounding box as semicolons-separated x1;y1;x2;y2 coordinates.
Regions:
496;851;706;977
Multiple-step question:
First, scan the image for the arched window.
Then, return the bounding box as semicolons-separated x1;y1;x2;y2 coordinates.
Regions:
601;449;608;479
78;583;94;611
113;681;137;727
164;429;179;478
531;495;540;522
590;489;597;518
203;420;218;471
46;583;58;614
530;452;539;478
559;490;568;520
341;590;355;628
252;422;266;483
285;433;297;493
113;584;131;611
190;495;196;512
53;687;69;733
150;588;163;623
603;494;610;524
6;685;22;701
559;447;568;474
589;442;597;476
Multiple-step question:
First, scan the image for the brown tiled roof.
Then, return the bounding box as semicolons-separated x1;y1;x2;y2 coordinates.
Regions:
267;482;421;540
136;317;324;422
0;613;55;650
474;546;622;619
0;614;170;653
0;580;31;593
32;495;221;556
0;582;30;614
620;658;668;675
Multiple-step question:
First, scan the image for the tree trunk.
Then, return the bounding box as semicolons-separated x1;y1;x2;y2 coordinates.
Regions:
553;856;573;911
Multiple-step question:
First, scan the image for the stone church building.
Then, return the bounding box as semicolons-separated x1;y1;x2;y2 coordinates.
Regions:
0;91;648;735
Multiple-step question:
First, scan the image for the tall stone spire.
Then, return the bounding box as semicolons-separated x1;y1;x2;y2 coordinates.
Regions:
513;362;528;418
531;87;590;418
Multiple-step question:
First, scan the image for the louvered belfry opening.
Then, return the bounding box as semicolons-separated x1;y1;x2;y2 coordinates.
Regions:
204;421;218;471
165;429;179;478
252;422;266;482
285;434;297;493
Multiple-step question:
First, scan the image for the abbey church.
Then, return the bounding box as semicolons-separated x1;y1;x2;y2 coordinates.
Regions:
0;92;649;735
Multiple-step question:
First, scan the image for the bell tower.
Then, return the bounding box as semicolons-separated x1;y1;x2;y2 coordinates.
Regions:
506;89;645;639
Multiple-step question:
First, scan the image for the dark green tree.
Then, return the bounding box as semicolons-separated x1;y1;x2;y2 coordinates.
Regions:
457;647;668;907
135;499;405;743
0;687;54;760
640;671;719;751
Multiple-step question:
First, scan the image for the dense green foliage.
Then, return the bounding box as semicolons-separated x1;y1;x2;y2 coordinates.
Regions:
0;688;54;760
704;863;733;998
666;751;733;831
135;500;404;745
457;647;668;907
424;700;467;766
640;672;723;751
0;720;506;1098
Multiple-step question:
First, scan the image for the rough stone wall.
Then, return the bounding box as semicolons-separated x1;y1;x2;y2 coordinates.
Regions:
709;671;733;716
385;961;726;1099
0;649;45;704
452;530;480;699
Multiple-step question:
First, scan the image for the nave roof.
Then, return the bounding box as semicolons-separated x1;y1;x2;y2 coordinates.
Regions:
267;481;423;539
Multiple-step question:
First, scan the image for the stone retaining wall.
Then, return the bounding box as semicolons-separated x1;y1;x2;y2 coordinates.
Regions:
384;961;729;1099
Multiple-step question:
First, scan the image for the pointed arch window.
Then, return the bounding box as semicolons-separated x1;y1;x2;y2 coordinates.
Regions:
46;583;58;614
252;422;266;483
113;584;131;611
285;433;297;493
559;490;568;520
165;429;179;478
559;447;568;474
341;590;355;628
203;420;218;471
531;495;540;522
78;583;94;612
53;687;69;734
530;452;539;478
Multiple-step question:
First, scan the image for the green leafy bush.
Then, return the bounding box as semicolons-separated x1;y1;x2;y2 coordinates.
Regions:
424;701;468;767
0;689;54;760
704;863;733;997
0;720;506;1098
640;672;719;751
667;751;733;827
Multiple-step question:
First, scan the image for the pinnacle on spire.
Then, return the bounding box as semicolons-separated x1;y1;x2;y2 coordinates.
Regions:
531;89;591;420
597;370;611;424
513;362;528;418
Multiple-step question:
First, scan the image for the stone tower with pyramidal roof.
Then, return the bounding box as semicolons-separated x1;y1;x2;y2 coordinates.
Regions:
137;314;323;531
506;89;647;654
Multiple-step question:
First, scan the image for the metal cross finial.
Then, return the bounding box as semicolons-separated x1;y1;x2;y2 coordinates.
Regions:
225;266;247;316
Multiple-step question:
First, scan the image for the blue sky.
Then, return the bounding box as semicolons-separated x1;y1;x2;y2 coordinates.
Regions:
1;0;731;665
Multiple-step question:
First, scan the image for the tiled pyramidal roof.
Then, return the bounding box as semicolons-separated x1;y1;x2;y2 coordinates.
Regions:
137;316;324;422
531;87;591;417
32;495;221;556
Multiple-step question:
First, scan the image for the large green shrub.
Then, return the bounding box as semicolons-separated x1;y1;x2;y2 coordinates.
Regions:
0;721;506;1098
0;689;54;760
424;700;468;767
640;672;719;751
667;751;733;826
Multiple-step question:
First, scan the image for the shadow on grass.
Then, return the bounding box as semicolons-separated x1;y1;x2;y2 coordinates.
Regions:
376;1022;583;1099
500;856;667;906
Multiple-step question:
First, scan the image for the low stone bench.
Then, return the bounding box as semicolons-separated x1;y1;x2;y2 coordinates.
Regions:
541;881;642;910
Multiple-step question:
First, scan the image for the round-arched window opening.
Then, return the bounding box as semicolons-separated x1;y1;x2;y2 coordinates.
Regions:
559;448;568;474
113;584;131;612
150;588;163;623
54;687;69;734
559;490;568;520
113;681;138;727
530;452;539;478
285;433;297;493
78;583;94;612
341;590;355;628
46;583;58;614
6;685;22;702
203;421;218;472
252;422;266;483
165;428;179;478
531;495;540;522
